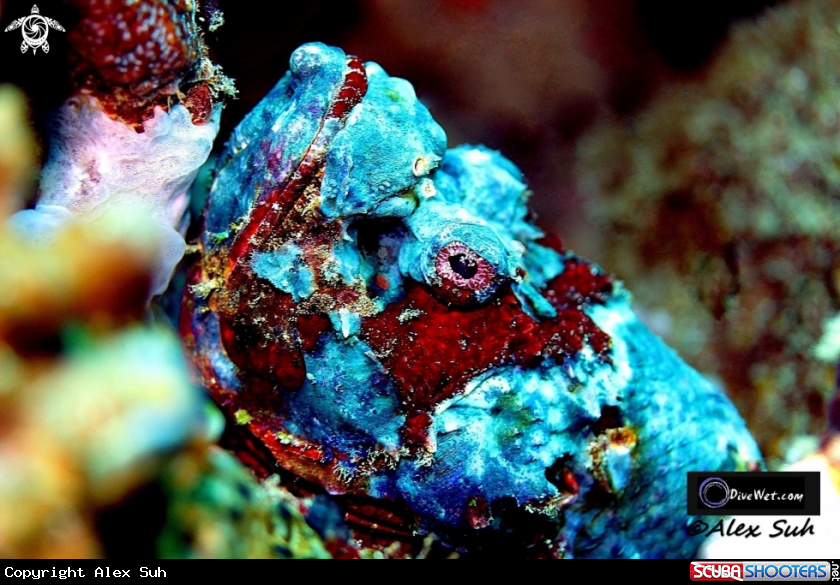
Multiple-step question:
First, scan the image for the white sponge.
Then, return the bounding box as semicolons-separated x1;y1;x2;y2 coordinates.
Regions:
11;95;219;295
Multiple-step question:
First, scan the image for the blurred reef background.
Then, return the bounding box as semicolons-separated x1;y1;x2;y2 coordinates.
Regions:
577;0;840;462
2;0;840;557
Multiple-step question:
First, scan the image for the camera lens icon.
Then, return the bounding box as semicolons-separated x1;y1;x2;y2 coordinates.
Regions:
699;477;730;508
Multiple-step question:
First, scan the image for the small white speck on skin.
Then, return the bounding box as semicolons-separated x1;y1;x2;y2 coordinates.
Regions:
338;308;352;338
397;308;424;323
464;149;492;165
419;178;436;199
538;382;557;401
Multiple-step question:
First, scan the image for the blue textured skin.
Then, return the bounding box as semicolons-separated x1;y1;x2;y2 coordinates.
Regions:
185;43;762;558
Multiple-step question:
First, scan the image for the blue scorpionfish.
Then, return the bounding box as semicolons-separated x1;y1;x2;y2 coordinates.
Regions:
181;43;761;558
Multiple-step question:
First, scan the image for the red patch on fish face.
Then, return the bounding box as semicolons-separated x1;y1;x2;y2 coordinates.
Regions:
360;256;614;442
545;257;613;309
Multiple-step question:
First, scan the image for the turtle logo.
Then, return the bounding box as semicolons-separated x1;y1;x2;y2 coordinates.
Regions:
4;5;64;55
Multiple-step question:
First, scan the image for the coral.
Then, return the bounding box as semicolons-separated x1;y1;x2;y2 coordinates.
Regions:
0;212;157;350
0;85;37;220
182;42;761;558
69;0;198;88
0;191;193;557
576;0;840;461
66;0;234;129
0;209;330;559
157;446;330;559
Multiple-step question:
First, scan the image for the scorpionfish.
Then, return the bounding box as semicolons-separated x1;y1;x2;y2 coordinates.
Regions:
181;43;761;558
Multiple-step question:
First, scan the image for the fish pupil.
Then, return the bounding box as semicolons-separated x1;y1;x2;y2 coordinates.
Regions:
450;253;478;280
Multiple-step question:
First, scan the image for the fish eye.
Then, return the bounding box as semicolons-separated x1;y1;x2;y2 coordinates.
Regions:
435;242;494;291
418;223;510;305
